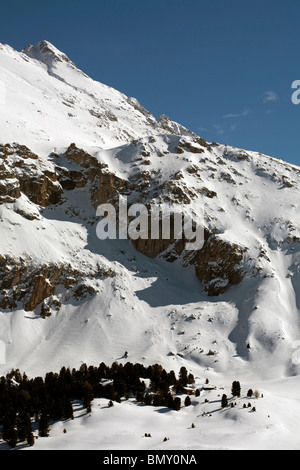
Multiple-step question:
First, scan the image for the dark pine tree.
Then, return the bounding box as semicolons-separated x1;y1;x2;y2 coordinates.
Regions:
38;412;50;437
27;431;35;447
167;392;174;409
231;381;241;397
221;394;228;408
8;428;18;448
176;366;188;393
63;396;74;420
179;366;188;386
184;395;191;407
173;397;181;411
144;393;153;406
16;403;32;443
2;405;17;448
82;380;93;413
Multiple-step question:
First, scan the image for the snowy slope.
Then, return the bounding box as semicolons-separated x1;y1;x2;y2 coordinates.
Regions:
0;41;300;450
0;40;176;157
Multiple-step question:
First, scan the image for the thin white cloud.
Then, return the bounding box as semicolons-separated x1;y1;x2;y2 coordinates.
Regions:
213;124;225;135
263;91;278;103
223;108;250;119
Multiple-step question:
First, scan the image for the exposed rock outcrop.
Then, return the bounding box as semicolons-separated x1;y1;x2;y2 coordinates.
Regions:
132;228;246;296
0;140;250;306
190;232;246;296
58;143;246;296
0;143;62;206
0;254;114;312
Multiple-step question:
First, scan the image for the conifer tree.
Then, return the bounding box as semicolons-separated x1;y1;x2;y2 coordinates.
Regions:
144;393;153;406
167;370;177;387
66;397;74;420
231;381;241;397
166;392;174;409
8;428;18;448
16;405;32;443
176;366;188;392
184;395;191;407
82;380;93;413
2;406;17;448
221;394;228;408
173;397;181;411
179;366;188;387
38;412;49;437
27;431;35;447
188;373;195;384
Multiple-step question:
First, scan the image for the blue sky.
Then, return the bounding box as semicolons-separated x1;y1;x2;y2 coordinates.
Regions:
1;0;300;166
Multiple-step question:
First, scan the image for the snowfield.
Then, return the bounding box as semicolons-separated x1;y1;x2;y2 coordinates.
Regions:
0;41;300;451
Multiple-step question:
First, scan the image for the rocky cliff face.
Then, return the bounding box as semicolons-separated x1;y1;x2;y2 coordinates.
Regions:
0;134;250;315
0;144;62;207
0;251;114;313
2;123;300;314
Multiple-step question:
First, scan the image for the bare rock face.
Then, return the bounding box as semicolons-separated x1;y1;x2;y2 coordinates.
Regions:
0;143;62;206
57;143;246;297
190;232;246;296
0;140;248;310
0;256;62;311
0;177;20;203
91;171;129;208
0;254;113;312
59;143;131;208
132;229;246;296
132;236;181;260
24;274;56;312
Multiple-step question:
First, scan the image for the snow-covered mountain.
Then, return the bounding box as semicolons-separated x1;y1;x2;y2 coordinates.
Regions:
1;41;300;450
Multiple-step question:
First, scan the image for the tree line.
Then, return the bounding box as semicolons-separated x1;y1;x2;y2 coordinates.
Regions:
0;362;195;448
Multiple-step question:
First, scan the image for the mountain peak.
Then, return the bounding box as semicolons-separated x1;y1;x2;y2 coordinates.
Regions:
22;40;75;67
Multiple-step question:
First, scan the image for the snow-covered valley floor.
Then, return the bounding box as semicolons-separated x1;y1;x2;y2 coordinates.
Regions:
1;374;299;451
